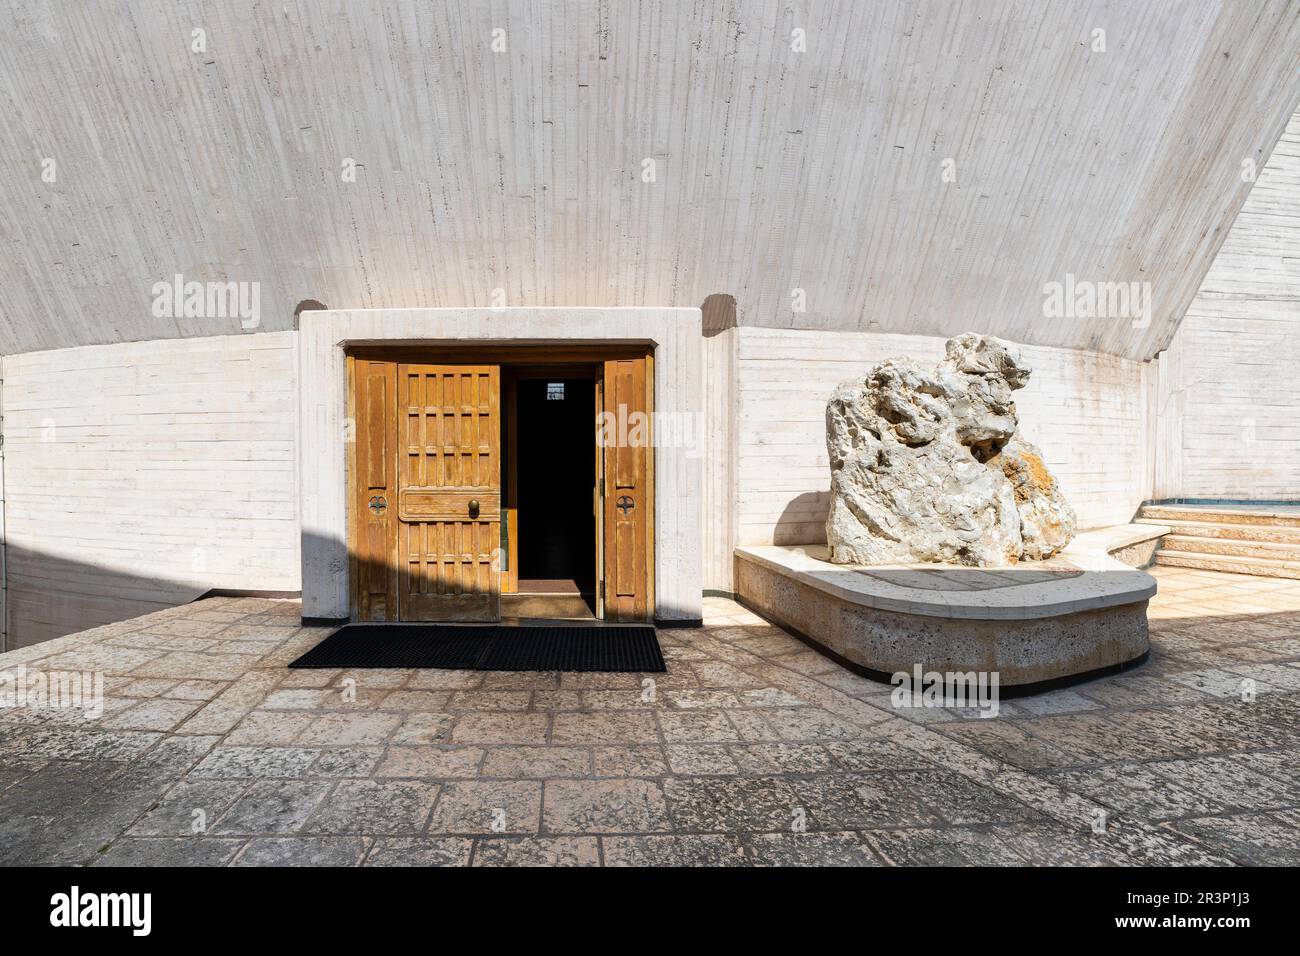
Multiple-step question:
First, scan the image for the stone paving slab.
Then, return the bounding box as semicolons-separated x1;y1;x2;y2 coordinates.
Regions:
1;569;1298;865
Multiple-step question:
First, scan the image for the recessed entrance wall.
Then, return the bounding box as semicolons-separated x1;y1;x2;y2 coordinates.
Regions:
512;374;597;600
298;308;703;627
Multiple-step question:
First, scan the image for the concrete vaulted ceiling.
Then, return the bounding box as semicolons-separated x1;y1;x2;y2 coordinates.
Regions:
1;0;1298;359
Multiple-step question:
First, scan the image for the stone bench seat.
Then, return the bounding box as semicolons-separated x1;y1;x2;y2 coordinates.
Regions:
734;523;1168;690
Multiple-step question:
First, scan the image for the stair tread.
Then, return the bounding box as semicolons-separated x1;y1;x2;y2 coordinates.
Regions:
1138;506;1300;528
1134;517;1300;539
1163;534;1300;552
1136;514;1300;527
1141;504;1300;515
1159;549;1296;564
1155;552;1300;570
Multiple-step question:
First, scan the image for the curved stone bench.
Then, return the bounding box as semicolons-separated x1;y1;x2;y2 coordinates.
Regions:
734;524;1168;691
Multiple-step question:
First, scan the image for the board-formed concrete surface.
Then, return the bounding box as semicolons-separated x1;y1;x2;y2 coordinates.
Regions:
1;567;1298;866
4;3;1299;361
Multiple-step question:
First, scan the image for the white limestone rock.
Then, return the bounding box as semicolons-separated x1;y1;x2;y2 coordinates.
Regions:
825;333;1076;566
990;437;1078;560
938;333;1027;459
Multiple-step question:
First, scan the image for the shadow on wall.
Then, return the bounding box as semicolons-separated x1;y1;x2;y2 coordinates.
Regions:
3;544;300;651
293;299;328;328
774;491;831;546
4;545;208;650
701;293;736;338
6;525;706;650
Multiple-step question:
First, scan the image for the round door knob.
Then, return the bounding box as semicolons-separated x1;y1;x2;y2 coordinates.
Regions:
468;499;480;518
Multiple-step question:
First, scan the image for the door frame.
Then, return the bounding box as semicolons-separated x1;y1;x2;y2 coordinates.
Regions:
345;344;655;623
299;307;703;629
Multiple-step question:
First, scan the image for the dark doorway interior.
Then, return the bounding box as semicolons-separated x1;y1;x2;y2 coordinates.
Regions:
514;377;596;613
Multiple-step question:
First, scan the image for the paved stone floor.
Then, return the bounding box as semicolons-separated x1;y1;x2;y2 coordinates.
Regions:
1;567;1298;866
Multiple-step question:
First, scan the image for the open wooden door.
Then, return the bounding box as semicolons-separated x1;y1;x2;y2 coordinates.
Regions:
352;358;399;622
601;357;651;622
395;364;502;622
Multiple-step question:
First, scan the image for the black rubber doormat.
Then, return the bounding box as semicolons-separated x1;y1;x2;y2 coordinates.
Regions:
289;624;666;672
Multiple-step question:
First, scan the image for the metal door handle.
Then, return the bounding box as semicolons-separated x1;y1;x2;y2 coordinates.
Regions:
468;499;480;519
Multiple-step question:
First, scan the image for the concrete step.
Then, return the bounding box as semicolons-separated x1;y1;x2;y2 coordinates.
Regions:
1137;505;1300;528
1160;534;1300;561
1153;550;1300;580
500;592;595;619
1134;517;1300;545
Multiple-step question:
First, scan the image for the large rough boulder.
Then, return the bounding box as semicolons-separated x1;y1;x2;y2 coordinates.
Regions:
989;437;1077;560
825;334;1076;566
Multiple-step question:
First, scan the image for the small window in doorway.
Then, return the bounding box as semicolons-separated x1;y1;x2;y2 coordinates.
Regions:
546;382;565;401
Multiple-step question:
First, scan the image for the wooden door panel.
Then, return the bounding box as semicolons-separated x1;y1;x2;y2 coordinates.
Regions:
602;357;650;622
399;490;501;521
397;364;501;622
351;359;398;622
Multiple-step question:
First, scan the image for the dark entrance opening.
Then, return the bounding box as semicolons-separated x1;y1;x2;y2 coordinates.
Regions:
513;376;597;615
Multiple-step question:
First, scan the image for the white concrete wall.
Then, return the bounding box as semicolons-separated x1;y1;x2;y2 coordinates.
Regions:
701;325;737;594
1155;112;1300;499
1;311;707;645
1;333;300;648
728;329;1154;561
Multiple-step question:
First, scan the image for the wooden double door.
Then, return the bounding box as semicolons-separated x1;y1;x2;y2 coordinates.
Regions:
350;352;652;624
